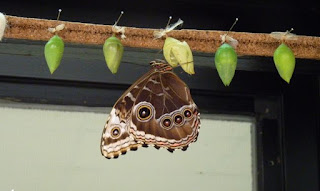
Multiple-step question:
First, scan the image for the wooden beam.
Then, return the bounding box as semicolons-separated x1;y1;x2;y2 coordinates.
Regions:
4;15;320;60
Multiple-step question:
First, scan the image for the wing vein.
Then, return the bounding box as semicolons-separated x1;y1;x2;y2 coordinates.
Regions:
133;71;157;106
159;73;179;109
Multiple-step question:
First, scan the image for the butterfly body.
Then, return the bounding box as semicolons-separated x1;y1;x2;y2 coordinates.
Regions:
101;60;200;159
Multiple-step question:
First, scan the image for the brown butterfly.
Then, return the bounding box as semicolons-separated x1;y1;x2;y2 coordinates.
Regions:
100;60;200;159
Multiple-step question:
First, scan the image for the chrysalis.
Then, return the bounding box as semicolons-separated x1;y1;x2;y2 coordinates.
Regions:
214;18;238;86
0;12;7;41
271;29;296;83
154;17;195;75
44;9;65;74
215;43;237;86
103;11;125;74
163;37;194;74
273;43;295;83
45;35;64;74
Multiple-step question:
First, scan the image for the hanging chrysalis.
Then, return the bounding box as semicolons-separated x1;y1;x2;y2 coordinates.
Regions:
44;9;65;74
270;28;297;83
103;11;125;74
214;18;239;86
0;12;7;41
154;17;194;75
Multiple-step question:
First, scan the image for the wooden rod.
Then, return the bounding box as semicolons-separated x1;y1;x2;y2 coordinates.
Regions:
4;15;320;60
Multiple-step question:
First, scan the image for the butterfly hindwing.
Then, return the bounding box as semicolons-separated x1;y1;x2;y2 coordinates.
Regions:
100;108;141;159
128;66;200;150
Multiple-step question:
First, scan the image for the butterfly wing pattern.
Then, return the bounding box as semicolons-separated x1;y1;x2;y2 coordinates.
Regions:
101;60;200;159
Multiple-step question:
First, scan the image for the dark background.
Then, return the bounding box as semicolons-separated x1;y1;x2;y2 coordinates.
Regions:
1;1;319;191
2;0;320;35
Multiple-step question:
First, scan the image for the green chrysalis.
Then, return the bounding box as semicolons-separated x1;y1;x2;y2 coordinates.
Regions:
44;35;64;74
214;43;237;86
214;18;239;86
102;11;125;74
163;37;194;75
103;35;124;74
273;43;295;83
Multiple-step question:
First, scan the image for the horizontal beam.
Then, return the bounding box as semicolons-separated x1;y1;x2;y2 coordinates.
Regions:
0;39;318;92
4;15;320;60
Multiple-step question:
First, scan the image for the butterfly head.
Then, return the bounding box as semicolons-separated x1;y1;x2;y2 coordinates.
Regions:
150;60;173;71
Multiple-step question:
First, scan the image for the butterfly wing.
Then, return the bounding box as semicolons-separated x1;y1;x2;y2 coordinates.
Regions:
129;70;200;150
101;66;200;159
100;109;141;159
100;69;158;159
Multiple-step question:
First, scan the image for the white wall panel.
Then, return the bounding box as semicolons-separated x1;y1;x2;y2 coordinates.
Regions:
0;105;255;191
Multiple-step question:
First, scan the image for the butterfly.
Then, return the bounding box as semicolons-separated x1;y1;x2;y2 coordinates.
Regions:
100;60;200;159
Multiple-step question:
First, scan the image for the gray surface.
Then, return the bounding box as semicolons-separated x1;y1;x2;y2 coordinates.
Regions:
0;105;256;191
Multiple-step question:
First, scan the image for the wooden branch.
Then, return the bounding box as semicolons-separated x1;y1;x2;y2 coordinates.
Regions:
4;15;320;60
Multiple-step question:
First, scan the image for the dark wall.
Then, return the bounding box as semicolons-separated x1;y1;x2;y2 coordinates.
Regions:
2;0;320;35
